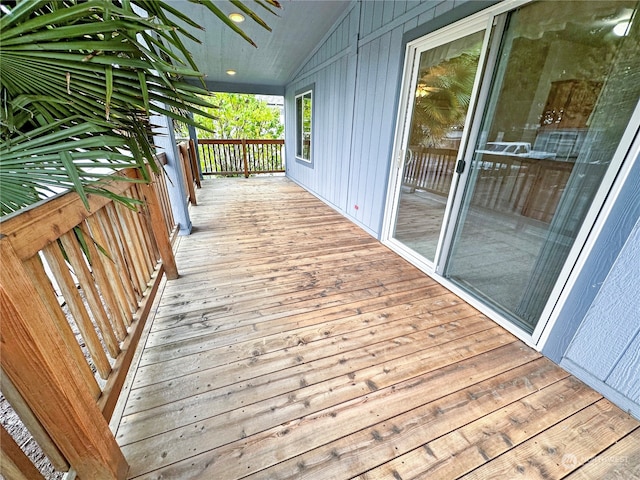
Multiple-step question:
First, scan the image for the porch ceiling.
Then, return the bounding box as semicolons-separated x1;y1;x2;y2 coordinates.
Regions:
178;0;352;95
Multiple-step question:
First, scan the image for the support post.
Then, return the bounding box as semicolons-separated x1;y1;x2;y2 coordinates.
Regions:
187;122;203;180
141;172;179;280
0;241;129;480
242;139;249;178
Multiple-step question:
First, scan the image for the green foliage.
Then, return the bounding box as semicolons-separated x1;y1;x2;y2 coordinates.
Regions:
177;93;284;140
0;0;278;216
410;48;480;147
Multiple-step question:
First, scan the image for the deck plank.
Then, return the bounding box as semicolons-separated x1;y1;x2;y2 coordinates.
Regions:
115;177;639;480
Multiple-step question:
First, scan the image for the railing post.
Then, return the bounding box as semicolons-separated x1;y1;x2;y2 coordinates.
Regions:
187;122;203;180
188;140;202;188
0;240;129;480
178;142;197;206
140;172;179;280
242;139;249;178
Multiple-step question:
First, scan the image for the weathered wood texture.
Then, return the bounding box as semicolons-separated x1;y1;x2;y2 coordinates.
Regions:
178;142;198;206
116;177;639;480
0;167;177;479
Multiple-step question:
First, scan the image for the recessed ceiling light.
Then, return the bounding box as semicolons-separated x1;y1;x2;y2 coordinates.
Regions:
229;13;245;23
613;21;631;36
226;70;237;76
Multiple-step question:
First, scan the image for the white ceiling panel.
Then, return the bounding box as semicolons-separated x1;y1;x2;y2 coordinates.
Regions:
175;0;352;94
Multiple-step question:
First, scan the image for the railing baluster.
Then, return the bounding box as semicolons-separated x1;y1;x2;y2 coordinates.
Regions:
1;422;46;480
59;232;121;359
114;202;150;293
195;139;285;176
131;185;159;269
87;214;133;326
42;243;113;379
77;221;128;342
95;205;138;313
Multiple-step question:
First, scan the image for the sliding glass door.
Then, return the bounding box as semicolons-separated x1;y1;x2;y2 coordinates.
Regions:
386;0;640;339
391;24;487;265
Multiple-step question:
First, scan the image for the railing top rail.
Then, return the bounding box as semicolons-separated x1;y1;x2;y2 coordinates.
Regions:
409;146;458;156
198;139;284;145
0;168;138;262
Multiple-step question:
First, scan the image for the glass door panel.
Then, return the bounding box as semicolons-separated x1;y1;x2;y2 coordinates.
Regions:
445;0;640;333
392;30;485;263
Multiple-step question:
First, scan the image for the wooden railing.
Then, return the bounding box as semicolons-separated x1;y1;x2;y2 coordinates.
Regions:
403;147;458;195
177;140;201;205
198;139;285;177
0;165;178;479
403;147;574;224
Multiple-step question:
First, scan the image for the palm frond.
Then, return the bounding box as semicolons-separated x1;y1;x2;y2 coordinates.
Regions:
0;0;279;216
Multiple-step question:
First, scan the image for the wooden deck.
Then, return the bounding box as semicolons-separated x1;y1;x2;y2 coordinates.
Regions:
114;177;640;480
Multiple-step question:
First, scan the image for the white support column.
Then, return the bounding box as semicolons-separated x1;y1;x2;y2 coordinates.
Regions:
152;113;192;235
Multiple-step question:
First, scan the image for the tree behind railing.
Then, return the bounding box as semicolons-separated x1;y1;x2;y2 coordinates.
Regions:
198;139;285;177
0;166;177;479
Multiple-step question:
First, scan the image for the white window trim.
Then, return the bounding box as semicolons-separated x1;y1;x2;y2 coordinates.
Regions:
295;89;313;163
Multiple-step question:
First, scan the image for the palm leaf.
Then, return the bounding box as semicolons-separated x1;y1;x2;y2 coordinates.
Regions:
0;0;278;216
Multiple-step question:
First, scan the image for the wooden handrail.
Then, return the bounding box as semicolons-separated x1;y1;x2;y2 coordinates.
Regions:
0;165;177;479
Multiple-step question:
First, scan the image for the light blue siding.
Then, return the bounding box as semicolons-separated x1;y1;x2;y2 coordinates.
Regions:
286;0;462;235
349;28;404;234
564;220;640;379
561;214;640;417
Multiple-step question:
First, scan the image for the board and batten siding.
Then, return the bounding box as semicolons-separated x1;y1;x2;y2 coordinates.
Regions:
285;6;358;215
286;0;466;236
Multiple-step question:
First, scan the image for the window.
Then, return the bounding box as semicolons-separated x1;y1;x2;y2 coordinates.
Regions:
295;89;313;162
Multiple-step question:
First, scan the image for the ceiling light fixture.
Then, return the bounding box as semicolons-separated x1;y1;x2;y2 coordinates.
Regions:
613;20;631;36
229;13;245;23
226;70;237;76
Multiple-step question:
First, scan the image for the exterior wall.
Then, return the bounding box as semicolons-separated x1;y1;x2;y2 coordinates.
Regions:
286;6;358;219
553;154;640;418
284;0;640;418
286;0;481;236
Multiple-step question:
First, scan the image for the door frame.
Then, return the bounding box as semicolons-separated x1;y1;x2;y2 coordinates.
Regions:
381;0;640;350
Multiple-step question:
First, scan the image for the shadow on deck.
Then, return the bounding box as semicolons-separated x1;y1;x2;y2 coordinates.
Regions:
113;177;639;480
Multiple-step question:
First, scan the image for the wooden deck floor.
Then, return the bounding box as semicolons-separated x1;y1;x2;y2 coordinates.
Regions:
115;177;640;480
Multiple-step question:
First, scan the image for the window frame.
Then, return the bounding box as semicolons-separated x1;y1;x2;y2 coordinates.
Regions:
295;87;314;164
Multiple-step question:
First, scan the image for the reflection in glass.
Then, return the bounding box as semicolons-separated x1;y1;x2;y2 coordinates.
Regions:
393;31;484;262
445;0;640;332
